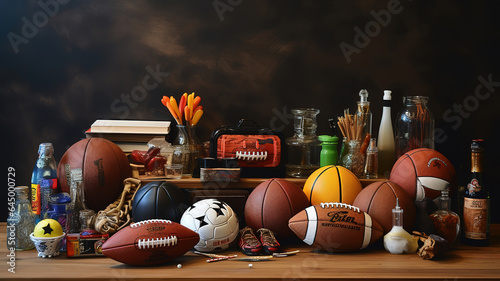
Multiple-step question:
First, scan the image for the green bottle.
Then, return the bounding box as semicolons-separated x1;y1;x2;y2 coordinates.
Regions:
319;135;339;167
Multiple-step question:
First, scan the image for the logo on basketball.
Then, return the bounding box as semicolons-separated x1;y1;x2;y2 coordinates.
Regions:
427;157;447;169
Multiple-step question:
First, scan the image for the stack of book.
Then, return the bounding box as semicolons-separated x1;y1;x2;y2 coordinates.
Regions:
85;120;171;153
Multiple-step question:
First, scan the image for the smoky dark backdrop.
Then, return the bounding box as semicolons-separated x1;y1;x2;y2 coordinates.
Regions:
1;0;499;222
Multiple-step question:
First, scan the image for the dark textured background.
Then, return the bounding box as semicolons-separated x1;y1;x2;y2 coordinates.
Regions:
1;0;498;221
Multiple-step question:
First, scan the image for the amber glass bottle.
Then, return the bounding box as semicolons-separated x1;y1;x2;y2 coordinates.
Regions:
462;139;489;246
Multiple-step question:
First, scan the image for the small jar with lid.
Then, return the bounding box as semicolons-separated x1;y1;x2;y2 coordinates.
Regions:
318;135;339;167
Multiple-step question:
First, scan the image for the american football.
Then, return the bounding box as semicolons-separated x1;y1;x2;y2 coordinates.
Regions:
288;203;384;252
101;219;199;266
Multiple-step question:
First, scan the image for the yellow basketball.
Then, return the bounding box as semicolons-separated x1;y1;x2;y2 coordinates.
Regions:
303;165;362;205
33;219;64;238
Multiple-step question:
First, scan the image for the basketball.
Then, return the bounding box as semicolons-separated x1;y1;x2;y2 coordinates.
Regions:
132;181;189;223
353;180;416;234
245;178;309;238
58;138;132;212
389;148;457;201
302;165;362;206
180;199;239;252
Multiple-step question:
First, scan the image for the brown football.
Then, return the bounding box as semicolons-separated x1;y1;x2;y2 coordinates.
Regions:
102;219;199;266
57;138;132;211
288;203;384;252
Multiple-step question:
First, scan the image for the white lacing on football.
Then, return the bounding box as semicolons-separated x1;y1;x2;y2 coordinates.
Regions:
235;151;267;161
319;202;360;213
131;219;172;228
137;236;178;249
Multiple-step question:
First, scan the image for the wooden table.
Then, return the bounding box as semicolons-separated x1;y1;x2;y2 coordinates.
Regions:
2;223;499;280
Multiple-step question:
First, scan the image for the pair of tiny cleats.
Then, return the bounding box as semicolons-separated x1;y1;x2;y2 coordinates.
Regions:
239;226;280;256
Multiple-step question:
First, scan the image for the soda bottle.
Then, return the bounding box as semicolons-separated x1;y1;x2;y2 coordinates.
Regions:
31;143;57;223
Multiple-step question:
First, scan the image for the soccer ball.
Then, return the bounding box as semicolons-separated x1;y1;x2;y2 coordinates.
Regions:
180;199;239;252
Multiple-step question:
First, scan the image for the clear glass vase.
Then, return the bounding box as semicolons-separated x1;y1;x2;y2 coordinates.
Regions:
285;108;322;178
173;125;202;175
395;96;434;159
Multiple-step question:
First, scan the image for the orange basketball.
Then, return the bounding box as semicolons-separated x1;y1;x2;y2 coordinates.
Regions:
390;148;457;201
303;165;362;206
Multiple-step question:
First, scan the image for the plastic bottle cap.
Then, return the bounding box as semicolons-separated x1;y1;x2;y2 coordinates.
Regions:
383;90;392;100
318;135;338;143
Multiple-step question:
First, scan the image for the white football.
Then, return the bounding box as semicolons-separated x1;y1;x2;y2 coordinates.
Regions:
180;199;239;252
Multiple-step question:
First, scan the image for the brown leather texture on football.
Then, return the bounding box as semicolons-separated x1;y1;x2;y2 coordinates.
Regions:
102;219;199;266
288;203;383;252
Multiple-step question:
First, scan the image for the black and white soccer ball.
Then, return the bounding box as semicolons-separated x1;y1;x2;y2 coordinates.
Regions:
180;199;239;252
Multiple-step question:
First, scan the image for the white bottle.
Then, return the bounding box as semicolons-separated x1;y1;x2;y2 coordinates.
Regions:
377;90;396;177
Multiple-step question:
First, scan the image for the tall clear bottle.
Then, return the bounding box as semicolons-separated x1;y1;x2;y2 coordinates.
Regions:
377;90;396;177
286;108;321;178
463;139;489;246
67;169;87;234
356;89;372;141
31;143;57;223
6;186;36;250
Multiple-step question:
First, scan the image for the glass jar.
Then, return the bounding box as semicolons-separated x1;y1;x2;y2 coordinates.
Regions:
395;96;435;159
173;125;202;175
286;108;321;178
341;140;365;177
6;186;36;251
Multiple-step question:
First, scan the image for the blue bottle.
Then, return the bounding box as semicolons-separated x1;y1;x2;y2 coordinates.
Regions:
47;193;71;251
31;143;57;223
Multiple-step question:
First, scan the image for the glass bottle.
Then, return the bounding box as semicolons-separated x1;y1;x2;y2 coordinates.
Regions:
31;143;57;223
6;186;36;251
338;137;348;166
318;135;339;167
430;189;460;244
395;96;435;159
363;138;378;179
67;169;86;234
377;90;396;177
286;108;321;178
173;124;202;175
356;89;372;142
463;139;489;246
341;140;364;177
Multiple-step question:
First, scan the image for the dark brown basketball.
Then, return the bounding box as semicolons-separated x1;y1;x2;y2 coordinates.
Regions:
353;181;416;234
389;148;457;201
245;178;310;238
58;138;132;211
